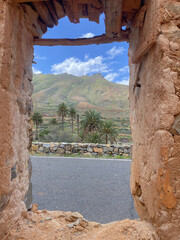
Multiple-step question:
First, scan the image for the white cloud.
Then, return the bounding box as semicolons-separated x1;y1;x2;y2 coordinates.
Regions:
84;54;89;60
32;67;42;74
106;46;126;59
51;56;109;76
81;33;95;38
105;73;119;82
119;65;129;74
116;78;129;85
34;54;47;60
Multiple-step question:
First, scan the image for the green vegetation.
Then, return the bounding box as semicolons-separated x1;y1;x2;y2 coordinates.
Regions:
57;102;68;130
81;110;103;133
49;118;58;125
32;112;43;140
32;73;132;143
101;120;118;144
39;126;77;143
69;105;76;134
79;110;118;144
33;109;119;144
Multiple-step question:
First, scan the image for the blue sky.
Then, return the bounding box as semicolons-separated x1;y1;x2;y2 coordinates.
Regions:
33;14;129;85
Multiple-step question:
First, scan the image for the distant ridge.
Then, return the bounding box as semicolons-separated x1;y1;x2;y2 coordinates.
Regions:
32;73;129;118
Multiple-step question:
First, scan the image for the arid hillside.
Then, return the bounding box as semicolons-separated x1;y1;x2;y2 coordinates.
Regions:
32;73;129;119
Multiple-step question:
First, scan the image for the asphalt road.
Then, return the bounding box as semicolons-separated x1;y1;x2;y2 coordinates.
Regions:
31;156;139;223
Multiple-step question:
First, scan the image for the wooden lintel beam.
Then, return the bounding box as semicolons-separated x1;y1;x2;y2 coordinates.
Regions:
33;34;128;46
78;0;101;8
16;0;48;2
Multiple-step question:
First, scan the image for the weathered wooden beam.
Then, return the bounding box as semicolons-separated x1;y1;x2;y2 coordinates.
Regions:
78;0;101;9
45;0;59;25
33;34;128;46
103;0;123;38
62;0;79;23
21;4;46;37
88;3;101;23
32;1;55;28
16;0;48;2
132;34;157;64
52;0;66;19
78;4;88;18
122;0;141;12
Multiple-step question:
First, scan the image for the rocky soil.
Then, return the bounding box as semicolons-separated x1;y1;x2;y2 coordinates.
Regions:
6;204;159;240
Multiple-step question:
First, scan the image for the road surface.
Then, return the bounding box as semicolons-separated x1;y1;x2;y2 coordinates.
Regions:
31;156;139;223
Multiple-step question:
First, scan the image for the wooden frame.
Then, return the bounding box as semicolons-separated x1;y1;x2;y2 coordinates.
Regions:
33;34;128;46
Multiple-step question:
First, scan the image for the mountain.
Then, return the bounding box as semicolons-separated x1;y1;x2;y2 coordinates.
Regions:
32;73;129;119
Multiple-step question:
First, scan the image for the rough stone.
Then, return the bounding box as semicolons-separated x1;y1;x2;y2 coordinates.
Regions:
169;42;179;51
114;147;119;153
6;211;159;240
72;148;78;153
31;145;38;151
39;146;43;152
171;113;180;134
0;1;179;240
43;147;49;153
65;212;83;222
31;204;38;213
57;148;65;154
91;153;98;156
93;148;103;155
11;164;17;180
87;146;93;152
0;194;11;212
52;146;58;151
129;1;180;239
94;220;159;240
24;182;32;210
31;142;131;157
75;225;84;231
43;144;51;148
65;145;71;151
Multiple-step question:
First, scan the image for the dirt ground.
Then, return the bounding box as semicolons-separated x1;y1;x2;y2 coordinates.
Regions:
5;205;159;240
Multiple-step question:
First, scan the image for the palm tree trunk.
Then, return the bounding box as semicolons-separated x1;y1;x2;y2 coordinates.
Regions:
72;118;73;134
106;134;108;144
35;123;38;140
62;115;64;130
77;114;79;139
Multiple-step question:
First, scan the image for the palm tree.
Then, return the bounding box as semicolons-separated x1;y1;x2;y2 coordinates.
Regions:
49;118;58;125
101;120;118;144
32;112;43;140
77;114;80;138
81;110;103;134
69;106;76;134
57;102;68;130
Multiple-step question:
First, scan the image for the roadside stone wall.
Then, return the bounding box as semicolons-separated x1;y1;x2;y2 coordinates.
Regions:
31;142;131;157
129;0;180;239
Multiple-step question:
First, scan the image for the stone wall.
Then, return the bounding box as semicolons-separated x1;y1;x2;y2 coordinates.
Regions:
129;0;180;239
0;0;179;239
31;142;131;157
0;0;34;238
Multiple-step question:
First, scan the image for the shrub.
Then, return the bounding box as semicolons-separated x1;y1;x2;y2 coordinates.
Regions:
83;132;103;144
39;125;77;143
39;129;50;139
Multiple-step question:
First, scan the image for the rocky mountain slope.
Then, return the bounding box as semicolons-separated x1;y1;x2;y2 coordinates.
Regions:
32;73;129;119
